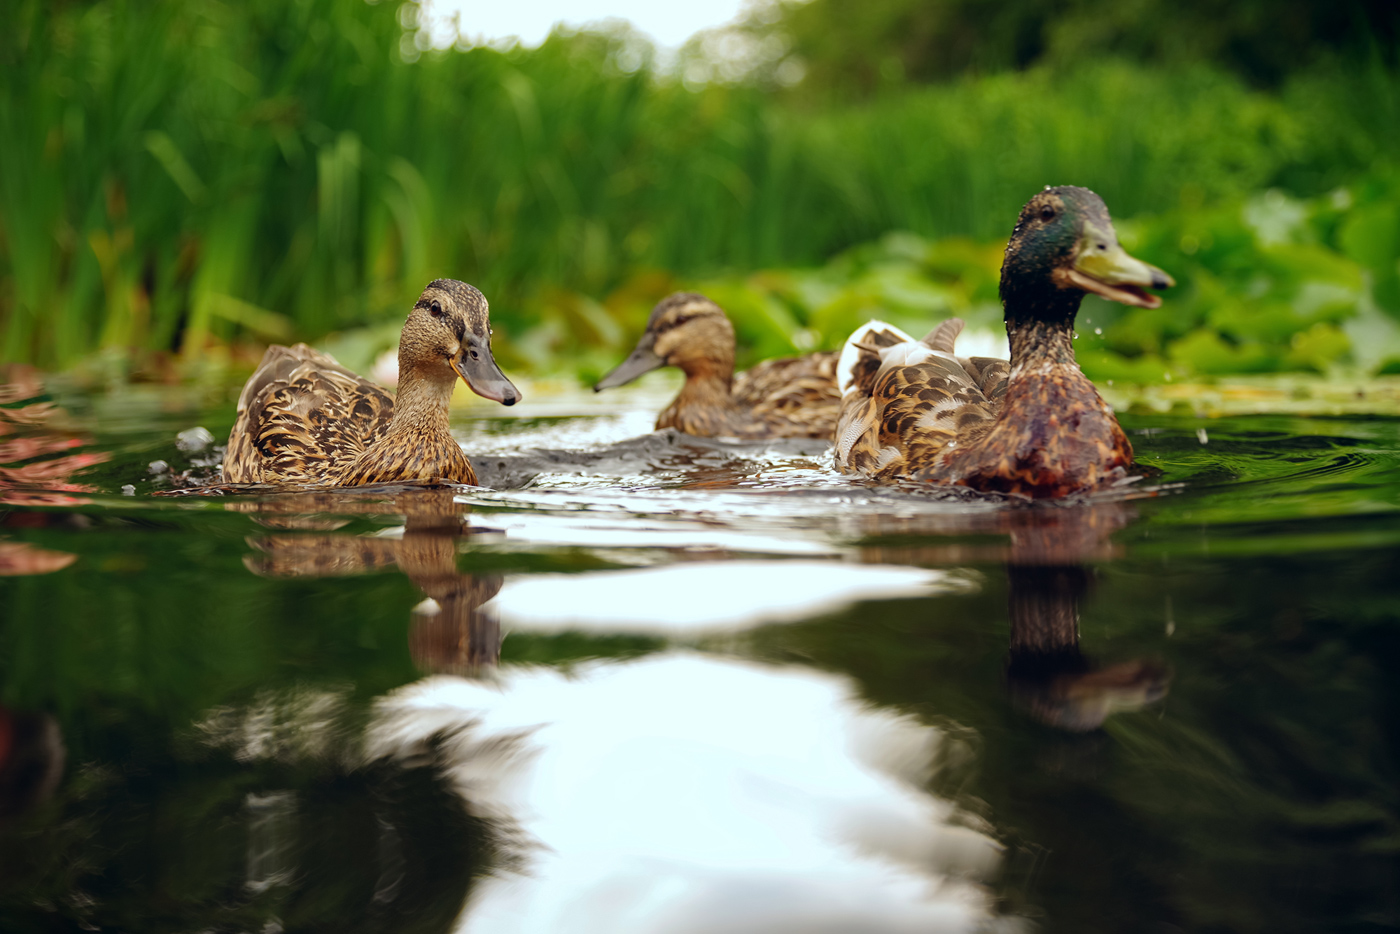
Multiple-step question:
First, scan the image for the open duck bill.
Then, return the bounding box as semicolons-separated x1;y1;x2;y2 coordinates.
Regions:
1054;223;1175;309
594;337;664;391
451;347;520;406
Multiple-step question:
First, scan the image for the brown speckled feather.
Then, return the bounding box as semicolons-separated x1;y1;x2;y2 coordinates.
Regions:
917;349;1132;497
653;354;840;441
834;315;1126;495
337;429;475;486
735;352;841;437
598;293;840;440
833;392;882;474
833;186;1170;498
224;343;394;484
872;363;998;476
223;279;518;488
835;319;998;479
834;324;909;475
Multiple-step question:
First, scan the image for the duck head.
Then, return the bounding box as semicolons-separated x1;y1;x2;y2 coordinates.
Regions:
594;292;735;390
1000;186;1173;320
401;279;519;406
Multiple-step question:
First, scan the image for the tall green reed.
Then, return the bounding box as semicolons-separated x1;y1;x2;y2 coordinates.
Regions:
1;0;1396;373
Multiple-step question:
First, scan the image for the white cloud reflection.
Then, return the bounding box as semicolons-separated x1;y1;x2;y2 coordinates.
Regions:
369;655;1024;934
492;561;977;636
474;512;841;557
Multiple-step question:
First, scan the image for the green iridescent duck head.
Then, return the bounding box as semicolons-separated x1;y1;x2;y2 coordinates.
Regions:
999;186;1173;322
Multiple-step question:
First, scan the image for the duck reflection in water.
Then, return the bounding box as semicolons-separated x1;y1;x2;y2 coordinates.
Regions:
861;500;1170;731
1004;562;1168;732
232;486;502;673
0;706;65;828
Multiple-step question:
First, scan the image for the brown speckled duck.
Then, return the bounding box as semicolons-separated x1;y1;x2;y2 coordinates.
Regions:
223;279;519;486
594;292;840;439
835;187;1173;497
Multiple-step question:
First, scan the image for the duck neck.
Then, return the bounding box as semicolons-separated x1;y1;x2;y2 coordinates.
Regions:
387;366;456;436
1005;294;1081;379
1006;564;1087;654
675;357;737;409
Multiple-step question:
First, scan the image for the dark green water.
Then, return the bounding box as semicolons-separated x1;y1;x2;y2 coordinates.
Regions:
1;374;1398;933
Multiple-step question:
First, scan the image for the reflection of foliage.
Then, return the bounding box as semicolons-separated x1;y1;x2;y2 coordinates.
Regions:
2;0;1399;382
0;726;490;934
0;363;102;581
0;485;639;931
0;366;108;504
738;542;1400;933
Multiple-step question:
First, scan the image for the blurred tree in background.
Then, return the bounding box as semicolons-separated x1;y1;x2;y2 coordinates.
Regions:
0;0;1398;382
740;0;1399;96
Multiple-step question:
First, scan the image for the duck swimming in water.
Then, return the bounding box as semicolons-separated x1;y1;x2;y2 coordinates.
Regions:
594;292;841;440
223;279;519;486
835;186;1173;498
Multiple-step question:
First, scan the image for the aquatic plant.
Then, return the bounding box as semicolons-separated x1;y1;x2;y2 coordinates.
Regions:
1;0;1398;381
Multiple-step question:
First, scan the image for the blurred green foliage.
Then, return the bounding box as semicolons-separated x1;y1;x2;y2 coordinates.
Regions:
1;0;1398;383
597;172;1400;385
735;0;1398;95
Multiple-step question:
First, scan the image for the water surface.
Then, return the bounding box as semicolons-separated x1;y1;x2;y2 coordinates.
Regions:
1;373;1398;933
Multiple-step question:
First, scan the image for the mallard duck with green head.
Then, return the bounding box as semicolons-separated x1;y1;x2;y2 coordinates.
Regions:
594;292;841;439
835;187;1173;498
223;279;519;486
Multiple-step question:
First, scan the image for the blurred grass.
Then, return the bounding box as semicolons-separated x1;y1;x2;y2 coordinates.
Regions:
2;0;1399;383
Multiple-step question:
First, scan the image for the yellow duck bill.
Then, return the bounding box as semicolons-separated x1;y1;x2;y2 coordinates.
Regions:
1056;222;1175;309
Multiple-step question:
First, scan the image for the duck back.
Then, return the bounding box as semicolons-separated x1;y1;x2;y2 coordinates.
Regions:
224;343;394;484
734;352;841;438
920;361;1131;496
834;319;1003;479
654;352;841;440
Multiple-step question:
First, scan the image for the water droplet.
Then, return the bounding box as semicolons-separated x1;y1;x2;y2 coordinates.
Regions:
176;426;215;453
1094;327;1102;336
1196;428;1209;445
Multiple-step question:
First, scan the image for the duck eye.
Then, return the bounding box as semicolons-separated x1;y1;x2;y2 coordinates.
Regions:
1039;205;1055;221
429;301;443;317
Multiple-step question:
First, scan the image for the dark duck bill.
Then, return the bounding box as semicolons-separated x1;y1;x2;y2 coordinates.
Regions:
451;336;520;405
222;278;517;487
594;291;720;392
594;332;664;390
595;291;844;439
